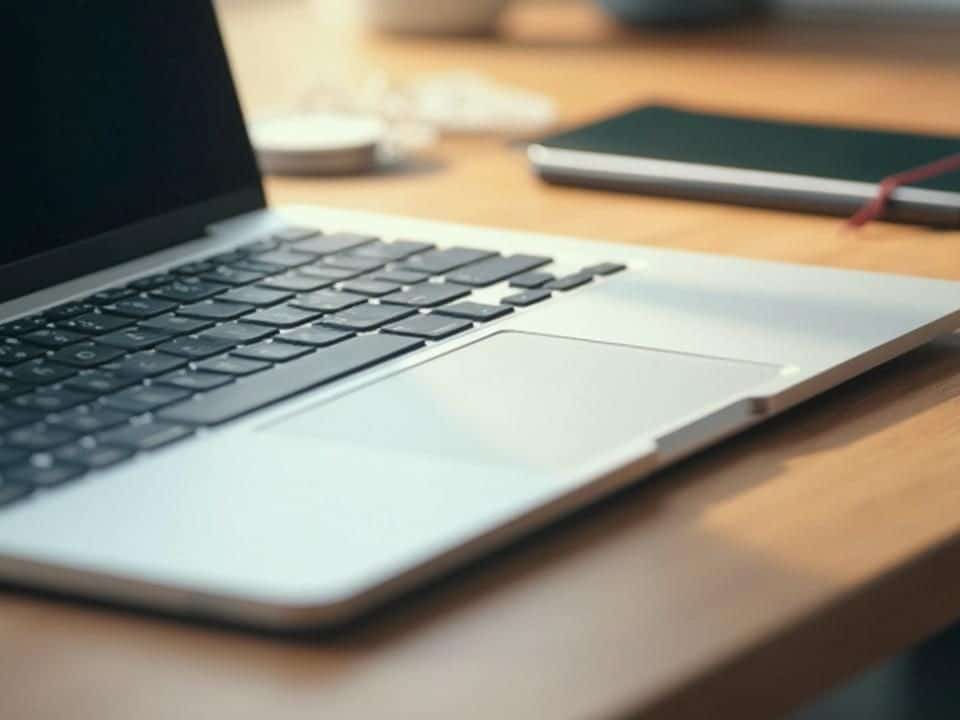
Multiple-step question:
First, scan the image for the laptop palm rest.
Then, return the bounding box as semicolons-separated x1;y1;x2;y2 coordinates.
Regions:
268;331;783;472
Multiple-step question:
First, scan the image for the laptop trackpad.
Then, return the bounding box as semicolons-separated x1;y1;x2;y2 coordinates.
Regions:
268;331;782;472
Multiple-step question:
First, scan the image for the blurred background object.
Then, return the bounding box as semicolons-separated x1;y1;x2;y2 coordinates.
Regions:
349;0;960;34
599;0;960;27
299;70;555;135
597;0;766;26
360;0;511;34
248;69;556;176
217;0;960;195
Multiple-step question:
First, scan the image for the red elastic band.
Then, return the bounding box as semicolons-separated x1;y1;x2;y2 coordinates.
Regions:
846;152;960;229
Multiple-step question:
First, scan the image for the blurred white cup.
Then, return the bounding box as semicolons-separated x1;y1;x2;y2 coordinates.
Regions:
361;0;512;34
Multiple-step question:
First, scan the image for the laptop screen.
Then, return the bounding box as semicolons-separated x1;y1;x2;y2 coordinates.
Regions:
5;1;262;298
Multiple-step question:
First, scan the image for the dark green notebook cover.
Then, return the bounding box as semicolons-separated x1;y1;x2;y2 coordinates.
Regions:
541;106;960;192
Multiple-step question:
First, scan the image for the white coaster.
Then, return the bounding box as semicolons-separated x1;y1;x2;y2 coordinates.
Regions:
249;112;386;176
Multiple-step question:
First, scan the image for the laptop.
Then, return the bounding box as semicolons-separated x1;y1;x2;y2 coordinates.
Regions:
2;2;958;630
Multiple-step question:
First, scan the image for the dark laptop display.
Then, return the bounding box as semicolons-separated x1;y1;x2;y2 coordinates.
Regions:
6;1;263;301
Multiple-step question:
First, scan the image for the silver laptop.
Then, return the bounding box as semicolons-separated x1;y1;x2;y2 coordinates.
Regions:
2;3;958;630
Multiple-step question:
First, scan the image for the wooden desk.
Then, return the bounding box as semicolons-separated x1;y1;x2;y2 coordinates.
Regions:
5;2;960;718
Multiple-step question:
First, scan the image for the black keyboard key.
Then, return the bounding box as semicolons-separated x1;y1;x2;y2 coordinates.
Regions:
54;444;134;470
200;323;276;345
229;259;284;276
57;312;133;335
0;477;32;507
103;385;193;414
273;226;321;243
178;301;253;321
381;283;471;308
292;232;376;256
1;317;49;336
51;407;132;434
88;287;136;305
239;237;283;255
509;271;555;289
502;289;552;307
382;314;472;340
232;341;313;363
321;255;386;274
290;290;366;314
49;342;125;369
348;240;434;261
44;302;94;321
545;273;593;291
159;334;423;427
129;274;176;292
241;305;321;329
172;260;216;277
98;421;194;451
106;352;187;379
105;296;180;319
370;269;430;285
151;278;227;303
0;378;29;401
6;360;77;386
0;338;46;366
278;326;353;347
298;265;363;282
202;266;265;286
338;279;402;297
140;314;213;336
157;336;235;360
12;388;93;413
98;327;174;351
156;371;233;392
434;302;514;322
239;238;280;254
104;296;181;320
6;425;78;452
7;461;84;489
216;286;293;307
195;356;270;376
11;461;86;488
446;254;551;287
251;249;314;268
63;371;137;395
402;247;497;275
0;447;29;467
21;328;87;349
257;273;332;293
582;262;627;276
207;250;248;265
0;409;41;433
320;304;415;331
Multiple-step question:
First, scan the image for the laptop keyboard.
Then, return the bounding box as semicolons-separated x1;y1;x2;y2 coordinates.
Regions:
0;227;625;508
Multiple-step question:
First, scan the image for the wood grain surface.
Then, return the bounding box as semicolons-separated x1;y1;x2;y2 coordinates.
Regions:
4;2;960;718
